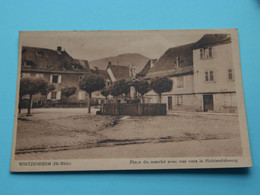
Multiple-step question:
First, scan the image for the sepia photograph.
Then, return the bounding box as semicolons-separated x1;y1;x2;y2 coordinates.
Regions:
10;29;251;172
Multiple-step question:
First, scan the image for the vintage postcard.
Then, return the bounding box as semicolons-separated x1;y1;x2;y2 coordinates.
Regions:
10;29;252;172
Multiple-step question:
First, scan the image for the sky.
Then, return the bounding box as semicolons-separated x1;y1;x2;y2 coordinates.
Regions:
19;30;206;61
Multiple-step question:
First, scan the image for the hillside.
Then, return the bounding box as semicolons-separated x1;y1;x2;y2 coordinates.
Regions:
89;53;150;72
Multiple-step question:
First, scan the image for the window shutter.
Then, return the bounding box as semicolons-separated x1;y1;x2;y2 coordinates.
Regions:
57;91;61;100
50;75;53;83
205;48;209;58
47;92;51;100
82;91;85;100
210;71;214;81
78;92;81;100
78;91;85;100
58;75;62;83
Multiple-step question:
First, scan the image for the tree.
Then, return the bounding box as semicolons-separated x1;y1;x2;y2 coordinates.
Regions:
19;77;50;115
79;74;105;113
40;83;55;108
150;77;173;103
61;86;77;105
134;80;150;103
120;80;130;97
110;79;130;101
101;88;110;103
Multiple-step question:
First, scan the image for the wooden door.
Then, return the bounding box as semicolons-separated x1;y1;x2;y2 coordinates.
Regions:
203;95;213;112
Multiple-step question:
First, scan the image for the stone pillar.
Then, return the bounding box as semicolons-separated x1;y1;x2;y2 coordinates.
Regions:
130;86;136;100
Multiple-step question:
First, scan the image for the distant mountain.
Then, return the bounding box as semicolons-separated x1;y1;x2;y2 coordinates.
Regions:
89;53;150;72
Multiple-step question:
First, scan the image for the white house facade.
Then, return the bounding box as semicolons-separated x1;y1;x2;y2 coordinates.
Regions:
144;34;237;113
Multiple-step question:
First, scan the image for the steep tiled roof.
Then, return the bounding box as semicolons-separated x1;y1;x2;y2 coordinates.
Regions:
137;59;157;77
90;69;111;81
21;46;89;72
145;66;193;79
74;59;90;70
193;34;231;49
107;64;130;81
145;34;231;79
145;43;194;78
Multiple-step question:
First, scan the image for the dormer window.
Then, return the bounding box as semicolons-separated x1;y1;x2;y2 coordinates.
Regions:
57;46;62;55
73;64;80;70
35;51;43;56
175;56;183;68
23;60;35;68
200;47;213;59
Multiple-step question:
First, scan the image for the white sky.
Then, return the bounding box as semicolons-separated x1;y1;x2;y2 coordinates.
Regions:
20;30;206;61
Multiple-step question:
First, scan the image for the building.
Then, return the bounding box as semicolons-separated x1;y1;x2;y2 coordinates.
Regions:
105;62;137;102
89;67;111;105
144;34;237;113
106;61;134;83
21;46;92;108
137;59;157;78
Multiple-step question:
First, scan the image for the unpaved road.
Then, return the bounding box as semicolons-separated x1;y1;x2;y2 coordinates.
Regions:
14;108;242;160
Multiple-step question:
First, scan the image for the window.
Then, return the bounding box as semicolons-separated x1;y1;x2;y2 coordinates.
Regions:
200;47;213;59
78;91;85;101
51;91;57;99
205;71;214;82
200;49;204;59
52;75;58;83
21;73;30;78
175;95;183;105
209;71;214;81
50;74;61;83
23;60;34;67
35;73;44;78
228;69;234;80
205;71;209;81
177;76;184;88
208;47;213;58
47;91;61;100
107;81;111;87
73;64;80;70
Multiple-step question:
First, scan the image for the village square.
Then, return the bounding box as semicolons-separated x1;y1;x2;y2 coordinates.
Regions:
15;32;242;159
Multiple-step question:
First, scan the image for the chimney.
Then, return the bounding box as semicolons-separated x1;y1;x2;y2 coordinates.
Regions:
57;46;62;54
150;60;154;68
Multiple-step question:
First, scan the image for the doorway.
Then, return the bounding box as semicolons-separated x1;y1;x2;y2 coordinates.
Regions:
168;96;173;110
203;95;213;112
